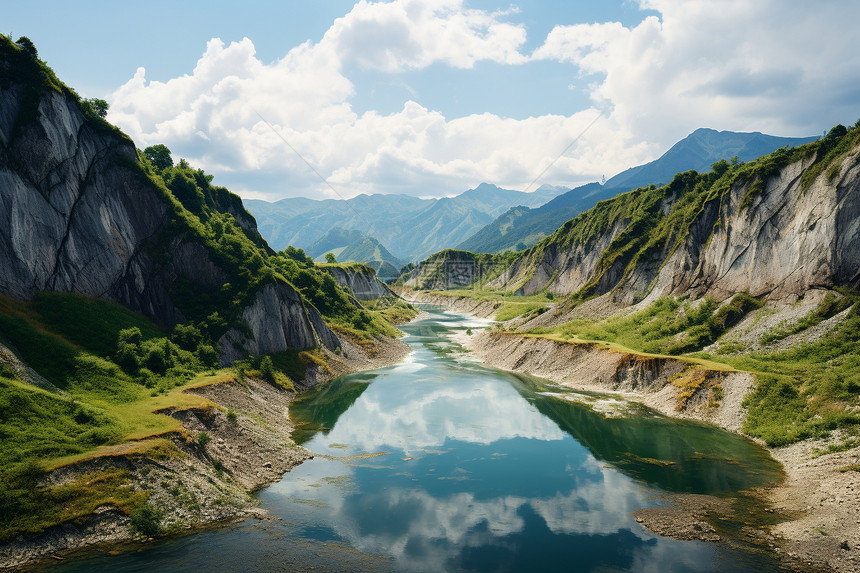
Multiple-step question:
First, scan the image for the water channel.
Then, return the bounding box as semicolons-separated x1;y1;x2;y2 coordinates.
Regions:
41;307;786;572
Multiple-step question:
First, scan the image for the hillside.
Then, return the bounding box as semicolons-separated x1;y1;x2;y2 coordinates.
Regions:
307;228;405;281
245;183;564;261
489;128;859;304
458;129;818;255
402;122;860;448
0;35;410;558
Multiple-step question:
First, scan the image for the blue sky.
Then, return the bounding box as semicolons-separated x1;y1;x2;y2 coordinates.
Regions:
7;1;859;200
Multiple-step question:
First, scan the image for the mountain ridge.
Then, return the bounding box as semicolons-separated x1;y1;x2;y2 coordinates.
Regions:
245;183;566;261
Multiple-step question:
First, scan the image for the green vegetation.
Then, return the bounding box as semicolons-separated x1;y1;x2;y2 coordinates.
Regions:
0;465;147;543
520;292;860;447
550;293;763;355
129;503;163;537
760;292;854;345
495;301;548;322
81;97;109;118
362;298;419;325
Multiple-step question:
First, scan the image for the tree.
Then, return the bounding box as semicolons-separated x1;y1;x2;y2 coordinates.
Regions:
825;124;848;141
325;252;337;264
260;355;276;383
15;37;37;58
143;144;173;170
83;98;109;118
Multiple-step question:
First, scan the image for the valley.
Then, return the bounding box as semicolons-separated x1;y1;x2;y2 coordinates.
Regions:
2;14;860;573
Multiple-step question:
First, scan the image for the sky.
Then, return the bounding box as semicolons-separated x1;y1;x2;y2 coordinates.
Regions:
6;0;860;201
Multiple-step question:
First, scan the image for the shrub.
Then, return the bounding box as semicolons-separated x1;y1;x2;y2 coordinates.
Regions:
197;431;210;446
129;503;163;537
259;355;276;383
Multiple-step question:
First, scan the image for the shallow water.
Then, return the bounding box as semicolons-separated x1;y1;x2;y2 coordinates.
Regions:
41;308;785;572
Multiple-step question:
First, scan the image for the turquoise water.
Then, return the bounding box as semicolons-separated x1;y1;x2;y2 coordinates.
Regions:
40;308;785;572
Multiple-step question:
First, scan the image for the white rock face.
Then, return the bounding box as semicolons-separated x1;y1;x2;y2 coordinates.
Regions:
217;282;339;365
324;266;393;300
0;77;339;361
489;147;860;303
0;88;172;317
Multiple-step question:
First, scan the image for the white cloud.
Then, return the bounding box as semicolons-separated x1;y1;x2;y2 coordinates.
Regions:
106;1;642;200
106;1;860;201
533;0;860;143
326;0;528;71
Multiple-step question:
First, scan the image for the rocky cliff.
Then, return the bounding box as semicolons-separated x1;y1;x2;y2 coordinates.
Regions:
322;264;395;300
0;37;337;359
488;134;860;306
402;249;514;291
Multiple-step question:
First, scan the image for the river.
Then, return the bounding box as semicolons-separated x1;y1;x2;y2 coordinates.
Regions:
39;307;786;572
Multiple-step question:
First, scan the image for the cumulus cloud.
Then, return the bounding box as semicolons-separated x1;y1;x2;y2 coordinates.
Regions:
106;0;860;200
326;0;528;71
107;1;636;200
533;0;860;143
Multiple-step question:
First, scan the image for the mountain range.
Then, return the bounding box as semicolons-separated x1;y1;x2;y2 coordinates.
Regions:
244;183;566;262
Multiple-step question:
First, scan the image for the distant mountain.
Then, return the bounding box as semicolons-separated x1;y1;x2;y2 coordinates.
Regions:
457;182;607;253
458;129;819;254
306;228;406;281
604;128;819;191
244;183;565;261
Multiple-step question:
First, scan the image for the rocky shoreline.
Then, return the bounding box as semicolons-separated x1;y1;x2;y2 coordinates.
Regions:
409;292;860;573
0;335;410;571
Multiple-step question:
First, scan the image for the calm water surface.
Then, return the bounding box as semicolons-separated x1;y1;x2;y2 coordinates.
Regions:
41;308;785;572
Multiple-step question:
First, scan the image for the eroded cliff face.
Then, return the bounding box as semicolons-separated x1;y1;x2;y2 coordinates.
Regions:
323;265;393;300
663;153;860;301
0;60;338;361
488;217;630;296
0;86;181;321
490;145;860;305
217;283;339;365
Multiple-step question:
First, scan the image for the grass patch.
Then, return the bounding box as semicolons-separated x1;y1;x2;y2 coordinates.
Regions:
549;293;762;356
0;464;148;542
363;298;418;325
31;292;164;355
760;292;853;345
495;302;547;322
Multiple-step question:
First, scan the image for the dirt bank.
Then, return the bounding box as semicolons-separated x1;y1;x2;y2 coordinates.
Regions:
0;335;409;571
454;327;860;572
395;289;502;318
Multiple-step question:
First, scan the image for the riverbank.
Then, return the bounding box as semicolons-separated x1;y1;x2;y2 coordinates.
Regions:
0;335;409;571
407;292;860;573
